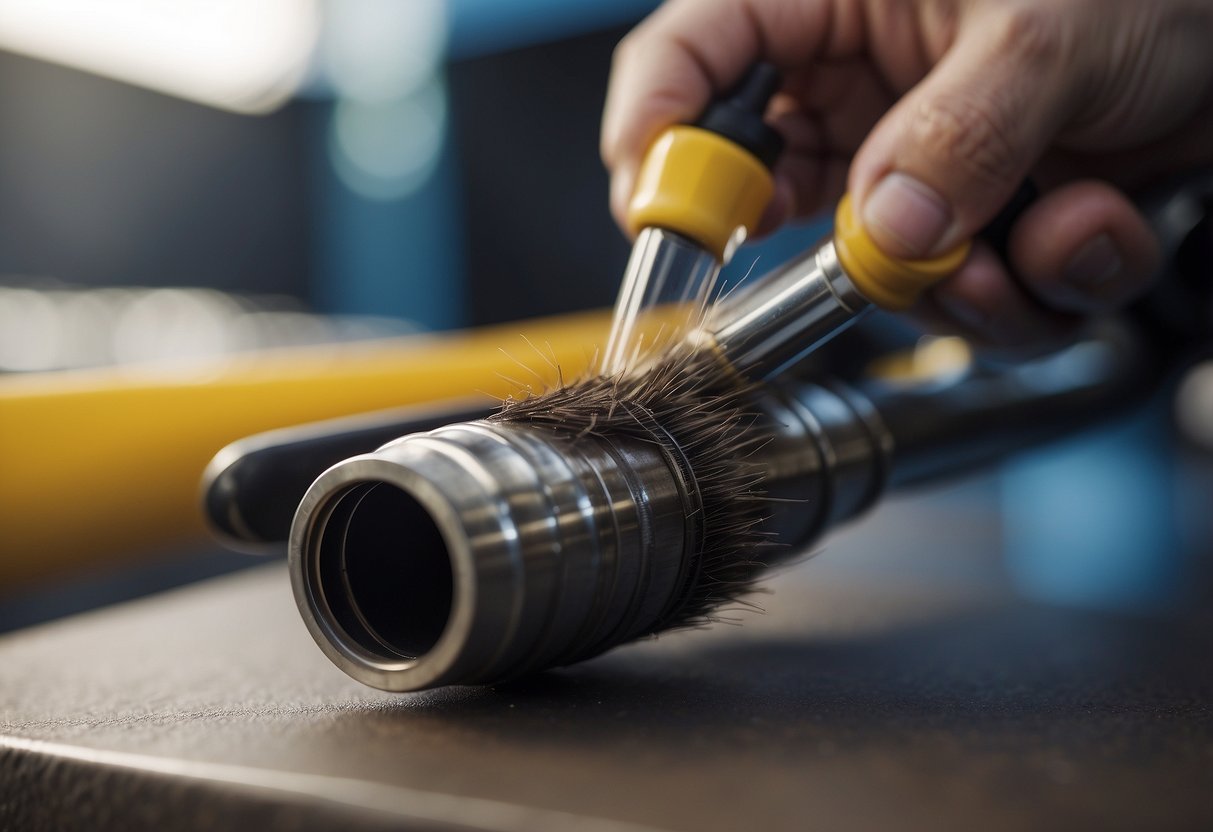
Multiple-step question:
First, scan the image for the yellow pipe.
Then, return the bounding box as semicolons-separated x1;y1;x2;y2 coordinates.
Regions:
0;310;611;586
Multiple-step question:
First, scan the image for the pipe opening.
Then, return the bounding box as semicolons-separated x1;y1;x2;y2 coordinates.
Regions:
317;482;454;660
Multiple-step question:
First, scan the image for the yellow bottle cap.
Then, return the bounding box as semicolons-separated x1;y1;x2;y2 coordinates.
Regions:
833;192;971;311
626;125;774;262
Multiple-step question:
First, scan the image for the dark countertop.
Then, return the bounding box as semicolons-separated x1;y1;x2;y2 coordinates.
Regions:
2;512;1211;831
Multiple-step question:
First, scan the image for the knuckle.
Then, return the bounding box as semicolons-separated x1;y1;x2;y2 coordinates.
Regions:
908;96;1020;184
611;32;636;67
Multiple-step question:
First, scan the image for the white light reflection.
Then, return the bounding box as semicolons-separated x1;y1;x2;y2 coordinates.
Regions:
56;290;118;369
329;79;448;201
1176;361;1213;451
322;0;449;201
0;0;320;114
111;288;241;365
320;0;446;103
0;285;417;372
0;288;62;371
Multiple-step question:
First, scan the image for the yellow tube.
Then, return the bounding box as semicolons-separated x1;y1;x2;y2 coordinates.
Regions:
0;310;611;586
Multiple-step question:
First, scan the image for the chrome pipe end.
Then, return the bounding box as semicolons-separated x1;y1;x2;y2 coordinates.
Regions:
289;453;478;692
289;421;694;692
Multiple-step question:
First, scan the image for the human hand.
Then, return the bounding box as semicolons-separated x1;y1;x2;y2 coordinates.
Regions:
601;0;1213;348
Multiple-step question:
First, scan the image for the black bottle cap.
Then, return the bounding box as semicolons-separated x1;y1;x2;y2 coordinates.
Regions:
695;62;784;169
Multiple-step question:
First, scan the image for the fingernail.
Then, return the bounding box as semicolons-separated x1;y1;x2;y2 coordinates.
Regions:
938;292;989;332
862;172;952;258
1064;234;1122;290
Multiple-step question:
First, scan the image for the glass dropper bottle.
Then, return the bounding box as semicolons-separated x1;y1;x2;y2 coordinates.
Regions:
599;63;785;375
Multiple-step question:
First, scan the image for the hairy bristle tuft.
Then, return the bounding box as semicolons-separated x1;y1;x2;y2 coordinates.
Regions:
491;348;773;631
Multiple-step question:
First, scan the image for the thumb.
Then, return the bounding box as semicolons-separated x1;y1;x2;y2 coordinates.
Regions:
850;7;1079;258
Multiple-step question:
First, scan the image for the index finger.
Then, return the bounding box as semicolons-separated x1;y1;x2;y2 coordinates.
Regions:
600;0;856;225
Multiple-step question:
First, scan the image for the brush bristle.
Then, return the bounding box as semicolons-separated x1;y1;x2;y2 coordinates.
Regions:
490;347;773;632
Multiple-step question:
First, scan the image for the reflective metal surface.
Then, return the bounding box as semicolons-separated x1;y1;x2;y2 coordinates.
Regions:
703;238;870;379
289;381;897;691
291;421;696;691
290;321;1156;692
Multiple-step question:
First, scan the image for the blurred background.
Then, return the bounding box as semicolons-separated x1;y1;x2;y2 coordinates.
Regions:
1;0;1211;631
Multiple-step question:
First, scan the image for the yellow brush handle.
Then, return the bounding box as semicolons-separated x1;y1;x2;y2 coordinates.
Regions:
0;310;611;586
833;193;972;311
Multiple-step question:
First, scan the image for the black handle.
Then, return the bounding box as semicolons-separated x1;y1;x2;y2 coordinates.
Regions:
203;400;495;550
696;62;784;168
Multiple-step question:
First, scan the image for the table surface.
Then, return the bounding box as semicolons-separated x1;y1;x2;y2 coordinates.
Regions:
2;502;1211;832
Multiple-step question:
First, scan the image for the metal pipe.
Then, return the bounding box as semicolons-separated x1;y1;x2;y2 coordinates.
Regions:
289;323;1151;692
866;323;1152;488
291;420;700;691
701;237;871;379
